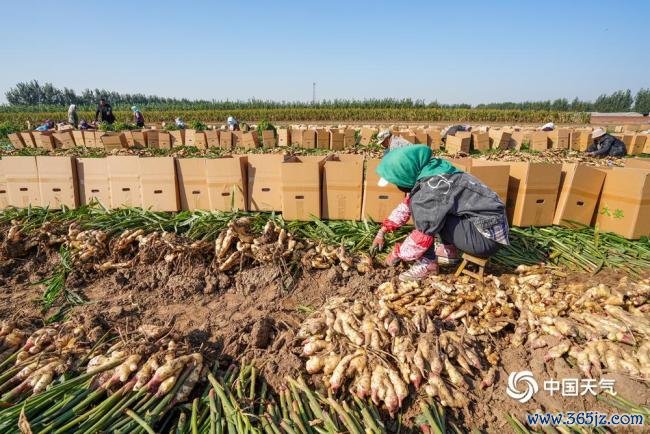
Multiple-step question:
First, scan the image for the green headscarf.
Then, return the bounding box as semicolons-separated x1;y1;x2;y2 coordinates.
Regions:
376;145;461;189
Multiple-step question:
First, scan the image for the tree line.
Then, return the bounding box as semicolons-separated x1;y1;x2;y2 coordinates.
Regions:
4;80;650;113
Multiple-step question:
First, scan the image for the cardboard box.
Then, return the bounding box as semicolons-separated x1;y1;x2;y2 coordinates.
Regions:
232;131;243;147
33;131;54;150
625;158;650;170
362;158;405;222
131;130;147;148
219;131;233;149
553;163;606;226
302;129;316;148
261;130;276;147
241;131;259;149
315;129;329;149
621;134;635;149
205;129;220;148
0;160;8;210
8;133;24;149
426;128;442;150
281;155;323;220
343;128;356;148
20;132;35;147
322;155;364;220
595;167;650;239
505;162;562;227
277;128;290;147
471;132;490;151
3;156;41;208
247;154;284;211
548;129;571;149
330;130;344;150
360;128;378;146
183;129;196;147
170;130;184;147
107;156;141;208
468;161;511;203
397;131;416;143
530;131;549;151
445;135;471;153
139;157;179;212
122;131;135;147
146;130;160;149
84;131;99;148
36;156;79;209
99;132;126;151
570;130;592;152
193;131;208;149
72;130;85;147
76;158;110;206
206;156;247;211
489;130;512;150
645;135;650;154
629;134;647;155
157;132;171;149
291;128;304;147
176;158;210;210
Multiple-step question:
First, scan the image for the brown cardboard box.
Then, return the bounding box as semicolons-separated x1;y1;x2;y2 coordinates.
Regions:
315;129;329;149
20;132;36;148
322;155;364;220
277;128;290;147
505;162;562;227
84;131;100;148
72;130;85;147
36;156;79;209
471;132;490;151
261;130;276;147
157;132;171;150
0;160;8;210
205;129;220;148
530;131;549;151
468;161;511;202
645;135;650;154
553;163;606;226
625;158;650;170
99;132;126;151
397;131;417;143
330;130;344;151
49;132;72;149
170;130;184;147
343;128;356;148
291;128;305;147
3;156;41;208
33;131;54;150
107;156;141;208
570;130;592;151
219;131;233;149
595;167;650;239
241;131;259;149
488;130;512;150
629;134;647;155
139;157;179;211
623;124;641;132
426;128;442;150
281;155;323;220
206;156;247;211
146;130;160;149
445;135;471;153
302;130;316;148
548;129;571;149
123;131;135;148
232;131;243;147
362;158;405;222
184;129;196;147
621;134;635;149
76;158;110;206
8;133;24;149
131;130;147;148
360;128;378;146
247;154;284;211
193;131;208;149
176;158;210;210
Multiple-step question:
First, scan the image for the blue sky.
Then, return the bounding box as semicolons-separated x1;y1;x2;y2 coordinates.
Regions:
0;0;648;104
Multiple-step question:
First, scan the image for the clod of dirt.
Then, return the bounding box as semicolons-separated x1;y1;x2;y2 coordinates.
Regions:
250;317;274;349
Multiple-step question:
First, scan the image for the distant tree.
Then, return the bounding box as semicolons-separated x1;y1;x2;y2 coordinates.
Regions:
634;88;650;114
594;89;633;112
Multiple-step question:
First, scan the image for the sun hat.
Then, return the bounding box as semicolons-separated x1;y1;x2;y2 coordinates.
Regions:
592;128;606;138
376;129;391;143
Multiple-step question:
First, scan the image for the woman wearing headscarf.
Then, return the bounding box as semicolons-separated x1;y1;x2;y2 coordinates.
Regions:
131;106;145;128
370;145;509;282
68;104;78;128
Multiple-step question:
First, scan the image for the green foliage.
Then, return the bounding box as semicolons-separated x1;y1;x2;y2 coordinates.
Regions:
190;120;207;131
0;121;21;138
594;89;633;112
97;122;114;132
634;88;650;114
113;121;137;131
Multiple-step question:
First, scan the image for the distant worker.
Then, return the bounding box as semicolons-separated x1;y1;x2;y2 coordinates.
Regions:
79;119;94;130
370;145;509;282
586;128;627;158
35;119;54;131
376;129;413;155
227;116;240;131
175;117;186;129
131;106;145;128
68;104;79;128
441;124;471;141
95;97;116;124
539;122;555;131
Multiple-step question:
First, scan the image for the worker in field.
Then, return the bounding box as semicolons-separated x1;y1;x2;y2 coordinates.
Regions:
586;128;627;157
131;106;145;128
376;129;413;155
539;122;555;131
95;97;116;124
34;119;55;131
67;104;78;128
227;116;240;131
440;124;471;142
370;145;509;282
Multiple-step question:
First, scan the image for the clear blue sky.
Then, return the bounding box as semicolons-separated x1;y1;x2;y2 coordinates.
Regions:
0;0;648;104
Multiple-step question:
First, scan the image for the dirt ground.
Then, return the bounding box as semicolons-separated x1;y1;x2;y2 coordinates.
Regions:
0;228;648;432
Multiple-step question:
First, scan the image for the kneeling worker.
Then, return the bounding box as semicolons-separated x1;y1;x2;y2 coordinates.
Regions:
370;145;509;282
586;128;627;157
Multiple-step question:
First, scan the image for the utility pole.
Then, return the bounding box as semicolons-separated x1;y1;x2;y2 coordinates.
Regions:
312;82;316;104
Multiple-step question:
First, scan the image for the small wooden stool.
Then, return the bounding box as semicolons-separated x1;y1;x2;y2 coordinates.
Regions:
454;253;487;282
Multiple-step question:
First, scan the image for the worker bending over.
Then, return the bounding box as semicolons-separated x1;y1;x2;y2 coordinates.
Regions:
376;129;413;154
586;128;627;157
370;146;509;282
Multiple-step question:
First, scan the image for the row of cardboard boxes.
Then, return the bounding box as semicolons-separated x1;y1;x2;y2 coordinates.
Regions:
7;127;650;155
0;155;648;239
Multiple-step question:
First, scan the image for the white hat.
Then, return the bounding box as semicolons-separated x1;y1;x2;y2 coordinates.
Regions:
227;116;236;124
592;128;606;138
376;129;391;143
377;177;389;187
541;122;555;130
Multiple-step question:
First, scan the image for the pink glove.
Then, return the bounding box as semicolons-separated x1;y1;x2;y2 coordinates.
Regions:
385;244;401;266
369;228;386;255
